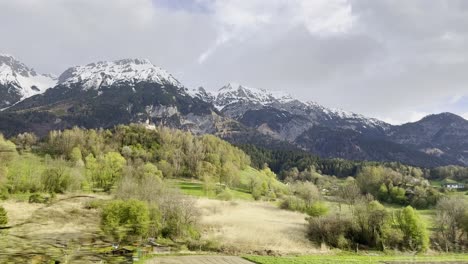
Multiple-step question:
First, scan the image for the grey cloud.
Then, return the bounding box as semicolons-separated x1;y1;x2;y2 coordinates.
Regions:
0;0;467;123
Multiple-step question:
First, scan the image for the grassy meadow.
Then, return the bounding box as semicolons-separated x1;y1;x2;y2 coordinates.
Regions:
244;254;468;264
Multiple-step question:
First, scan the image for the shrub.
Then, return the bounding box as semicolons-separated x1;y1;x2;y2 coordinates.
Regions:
188;239;221;252
28;193;49;204
280;196;307;212
216;188;233;201
84;200;103;210
115;173;200;241
306;202;329;217
307;214;353;249
0;187;9;200
252;187;262;200
382;227;404;250
101;199;150;243
396;206;429;252
0;206;7;226
41;167;71;194
291;182;320;205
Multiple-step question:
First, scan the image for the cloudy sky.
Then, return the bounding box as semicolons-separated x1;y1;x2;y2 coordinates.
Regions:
1;0;467;124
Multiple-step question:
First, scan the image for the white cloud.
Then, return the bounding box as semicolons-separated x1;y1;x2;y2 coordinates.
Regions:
198;0;356;63
379;111;430;125
296;0;355;35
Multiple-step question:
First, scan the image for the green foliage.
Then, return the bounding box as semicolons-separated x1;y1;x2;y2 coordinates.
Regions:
281;181;325;215
280;195;307;212
396;206;429;252
356;165;439;208
0;206;7;226
41;160;71;194
216;188;234;201
307;214;353;249
70;147;84;165
28;193;49;204
0;134;17;164
7;154;44;193
101;199;150;243
307;198;429;252
433;196;468;250
13;132;37;152
306;202;329;217
86;152;126;191
42;125;252;191
84;199;103;210
245;254;468;264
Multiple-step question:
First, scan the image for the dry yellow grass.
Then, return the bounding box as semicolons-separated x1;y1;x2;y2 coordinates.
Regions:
196;198;325;255
0;194;109;263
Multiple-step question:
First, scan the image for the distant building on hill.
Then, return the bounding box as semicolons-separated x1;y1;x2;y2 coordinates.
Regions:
442;180;465;190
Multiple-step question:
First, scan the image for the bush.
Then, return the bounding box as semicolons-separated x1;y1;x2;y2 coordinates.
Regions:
188;239;221;252
280;196;307;212
101;199;150;243
115;173;200;241
28;193;49;204
216;188;233;201
252;187;262;200
0;206;8;226
0;188;9;200
307;214;353;249
306;202;329;217
84;200;103;210
41;167;71;194
396;206;429;252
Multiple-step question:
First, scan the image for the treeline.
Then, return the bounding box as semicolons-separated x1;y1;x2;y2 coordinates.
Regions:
279;174;468;252
1;125;254;195
238;144;468;182
307;192;468;252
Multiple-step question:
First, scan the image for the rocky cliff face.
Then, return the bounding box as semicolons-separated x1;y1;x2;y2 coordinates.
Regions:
191;83;467;167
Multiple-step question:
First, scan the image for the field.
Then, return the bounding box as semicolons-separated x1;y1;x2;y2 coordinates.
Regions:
244;254;468;264
175;181;254;201
196;198;322;255
146;255;254;264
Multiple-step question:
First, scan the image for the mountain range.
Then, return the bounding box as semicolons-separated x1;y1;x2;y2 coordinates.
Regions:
1;54;467;168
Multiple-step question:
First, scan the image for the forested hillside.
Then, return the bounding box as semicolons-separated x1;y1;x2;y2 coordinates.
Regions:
0;124;467;263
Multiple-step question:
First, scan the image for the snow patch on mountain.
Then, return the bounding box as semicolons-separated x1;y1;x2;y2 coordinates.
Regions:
189;82;390;132
58;59;182;90
213;82;294;108
0;54;57;100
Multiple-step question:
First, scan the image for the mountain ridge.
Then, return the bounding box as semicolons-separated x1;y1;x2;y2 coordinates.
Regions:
0;54;56;109
0;55;466;167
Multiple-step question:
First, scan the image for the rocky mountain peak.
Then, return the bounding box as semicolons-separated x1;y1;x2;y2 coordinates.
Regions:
419;112;467;124
0;54;56;107
58;58;182;90
215;82;294;108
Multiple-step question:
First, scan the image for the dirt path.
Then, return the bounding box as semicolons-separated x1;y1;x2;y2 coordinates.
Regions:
146;255;255;264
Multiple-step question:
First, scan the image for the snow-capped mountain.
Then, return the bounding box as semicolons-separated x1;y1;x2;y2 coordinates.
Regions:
3;58;235;136
58;58;182;90
0;54;56;109
189;82;467;167
192;82;390;141
0;55;466;167
214;82;294;109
